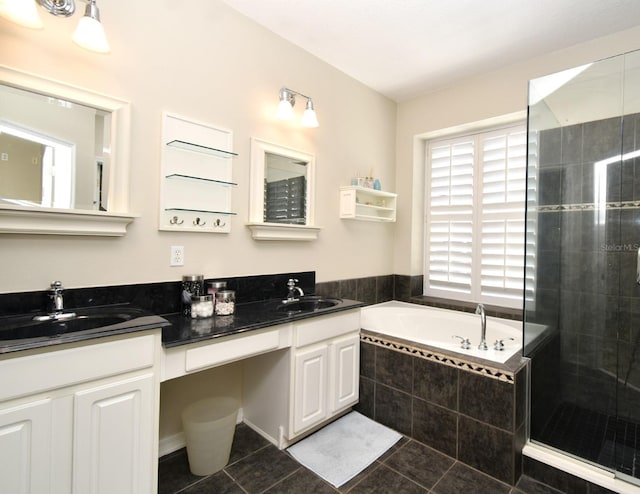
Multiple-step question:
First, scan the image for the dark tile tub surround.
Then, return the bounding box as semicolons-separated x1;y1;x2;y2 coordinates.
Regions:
357;341;528;486
319;273;523;320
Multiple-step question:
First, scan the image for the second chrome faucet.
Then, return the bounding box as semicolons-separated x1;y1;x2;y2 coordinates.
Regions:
284;278;304;302
32;281;76;321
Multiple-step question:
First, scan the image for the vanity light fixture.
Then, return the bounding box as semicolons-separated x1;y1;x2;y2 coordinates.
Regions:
0;0;110;53
276;87;319;128
0;0;43;28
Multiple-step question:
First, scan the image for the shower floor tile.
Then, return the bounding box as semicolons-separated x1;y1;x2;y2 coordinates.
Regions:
537;402;640;478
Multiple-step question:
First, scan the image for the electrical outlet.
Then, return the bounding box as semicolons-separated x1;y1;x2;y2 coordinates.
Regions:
170;245;184;266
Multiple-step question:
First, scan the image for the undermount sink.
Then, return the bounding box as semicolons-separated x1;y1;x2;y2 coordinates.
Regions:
274;296;342;313
0;306;156;341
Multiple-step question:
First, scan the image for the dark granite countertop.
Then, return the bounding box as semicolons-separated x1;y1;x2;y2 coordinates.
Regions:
0;304;171;355
0;298;364;355
162;298;364;348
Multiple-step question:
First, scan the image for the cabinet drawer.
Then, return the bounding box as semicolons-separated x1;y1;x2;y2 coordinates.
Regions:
185;328;281;372
0;333;157;402
295;310;360;348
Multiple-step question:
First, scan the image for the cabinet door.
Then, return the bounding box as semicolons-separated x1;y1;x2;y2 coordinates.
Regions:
293;344;328;434
73;373;155;494
0;398;53;494
330;334;360;413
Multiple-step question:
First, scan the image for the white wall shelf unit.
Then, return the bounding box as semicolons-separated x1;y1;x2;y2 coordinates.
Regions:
339;186;397;222
159;113;237;233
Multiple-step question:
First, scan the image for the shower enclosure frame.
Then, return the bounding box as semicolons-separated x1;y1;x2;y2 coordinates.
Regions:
524;48;640;490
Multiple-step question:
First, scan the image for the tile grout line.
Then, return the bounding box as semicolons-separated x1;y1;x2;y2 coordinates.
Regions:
222;469;250;494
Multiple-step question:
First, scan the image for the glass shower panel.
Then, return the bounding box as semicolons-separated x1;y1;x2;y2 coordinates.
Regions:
525;51;636;479
613;49;640;484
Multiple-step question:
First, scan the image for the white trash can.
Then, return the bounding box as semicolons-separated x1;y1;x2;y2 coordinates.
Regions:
181;396;238;476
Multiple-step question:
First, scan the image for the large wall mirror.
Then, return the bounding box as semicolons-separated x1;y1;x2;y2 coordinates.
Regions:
247;138;320;240
0;65;134;235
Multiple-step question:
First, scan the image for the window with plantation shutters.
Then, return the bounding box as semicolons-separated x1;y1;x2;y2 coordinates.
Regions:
424;123;527;308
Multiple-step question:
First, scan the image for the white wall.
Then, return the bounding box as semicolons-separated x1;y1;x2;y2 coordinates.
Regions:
3;2;639;294
0;0;397;293
394;25;640;276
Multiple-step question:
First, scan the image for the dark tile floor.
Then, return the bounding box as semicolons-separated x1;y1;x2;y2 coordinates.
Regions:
158;423;566;493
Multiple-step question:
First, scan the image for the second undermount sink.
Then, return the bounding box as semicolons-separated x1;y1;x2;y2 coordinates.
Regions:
274;296;342;314
0;306;158;341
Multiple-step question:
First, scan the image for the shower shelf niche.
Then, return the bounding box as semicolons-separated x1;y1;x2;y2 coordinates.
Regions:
159;114;237;233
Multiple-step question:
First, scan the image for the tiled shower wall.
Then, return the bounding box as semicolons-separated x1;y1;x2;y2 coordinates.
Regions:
531;112;640;433
355;340;527;485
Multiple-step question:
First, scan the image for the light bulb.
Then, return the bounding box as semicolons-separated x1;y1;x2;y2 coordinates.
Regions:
276;99;294;120
0;0;43;29
72;13;110;53
301;99;319;128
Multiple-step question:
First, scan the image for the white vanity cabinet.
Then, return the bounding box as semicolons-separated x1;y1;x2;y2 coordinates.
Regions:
291;312;360;435
0;397;53;493
243;310;360;448
0;330;161;494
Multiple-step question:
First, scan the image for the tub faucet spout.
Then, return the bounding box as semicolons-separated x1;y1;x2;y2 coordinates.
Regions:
476;303;488;350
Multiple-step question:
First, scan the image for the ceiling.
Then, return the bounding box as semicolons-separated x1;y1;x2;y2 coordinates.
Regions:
222;0;640;102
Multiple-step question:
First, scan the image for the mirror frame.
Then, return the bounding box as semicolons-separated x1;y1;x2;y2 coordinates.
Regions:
247;137;320;241
0;65;135;236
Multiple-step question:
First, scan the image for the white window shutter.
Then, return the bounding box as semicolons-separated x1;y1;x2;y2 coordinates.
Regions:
426;138;474;295
479;129;527;303
424;124;526;308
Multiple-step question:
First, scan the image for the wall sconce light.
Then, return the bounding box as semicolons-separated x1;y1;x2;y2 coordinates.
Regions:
0;0;110;53
0;0;44;28
276;87;319;128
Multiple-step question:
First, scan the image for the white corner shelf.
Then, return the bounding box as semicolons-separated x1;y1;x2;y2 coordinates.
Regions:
159;113;237;233
339;186;397;222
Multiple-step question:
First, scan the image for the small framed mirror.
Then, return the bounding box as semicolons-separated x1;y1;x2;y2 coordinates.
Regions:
0;65;134;235
247;138;320;240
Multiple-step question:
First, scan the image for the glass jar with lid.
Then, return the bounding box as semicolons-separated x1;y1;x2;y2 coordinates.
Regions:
214;290;235;315
181;274;204;316
207;280;227;296
191;295;214;319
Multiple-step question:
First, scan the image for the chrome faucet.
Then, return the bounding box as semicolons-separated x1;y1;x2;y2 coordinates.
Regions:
476;303;488;350
285;278;304;302
33;281;76;321
49;281;64;312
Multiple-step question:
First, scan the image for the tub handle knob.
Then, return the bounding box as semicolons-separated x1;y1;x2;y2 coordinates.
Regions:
452;335;472;350
494;338;515;351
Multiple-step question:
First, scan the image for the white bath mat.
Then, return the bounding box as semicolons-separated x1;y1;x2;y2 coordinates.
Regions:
286;411;402;487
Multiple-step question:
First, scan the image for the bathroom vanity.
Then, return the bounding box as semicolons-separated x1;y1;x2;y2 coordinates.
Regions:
162;302;361;448
0;330;163;493
0;292;361;494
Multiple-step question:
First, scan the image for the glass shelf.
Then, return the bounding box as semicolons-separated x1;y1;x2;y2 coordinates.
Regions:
166;139;238;158
165;174;237;186
165;208;236;216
